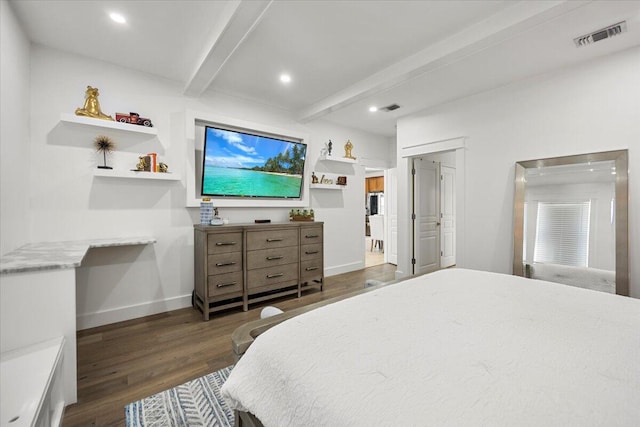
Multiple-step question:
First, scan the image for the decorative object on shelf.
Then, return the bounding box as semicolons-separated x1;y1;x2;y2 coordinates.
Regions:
200;198;214;225
344;139;356;159
147;152;157;172
75;86;114;121
210;208;224;225
336;176;347;186
158;162;169;173
311;172;319;184
115;112;153;127
93;135;115;169
290;208;315;222
320;175;333;185
135;155;151;171
328;140;333;156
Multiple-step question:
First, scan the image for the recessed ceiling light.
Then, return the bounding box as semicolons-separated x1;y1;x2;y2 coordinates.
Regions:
369;106;378;112
110;12;126;24
280;74;291;84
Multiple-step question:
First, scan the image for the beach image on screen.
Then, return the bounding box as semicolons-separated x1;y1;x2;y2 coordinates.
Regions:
202;127;306;198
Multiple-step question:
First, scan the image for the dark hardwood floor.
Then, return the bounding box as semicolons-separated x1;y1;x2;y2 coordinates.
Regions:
62;263;397;426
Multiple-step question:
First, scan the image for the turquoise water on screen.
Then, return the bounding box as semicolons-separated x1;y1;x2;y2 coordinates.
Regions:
203;166;302;198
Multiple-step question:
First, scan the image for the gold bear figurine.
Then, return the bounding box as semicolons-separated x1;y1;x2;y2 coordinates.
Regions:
75;86;114;121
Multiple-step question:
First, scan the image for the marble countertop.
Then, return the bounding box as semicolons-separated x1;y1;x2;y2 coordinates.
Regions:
0;237;156;275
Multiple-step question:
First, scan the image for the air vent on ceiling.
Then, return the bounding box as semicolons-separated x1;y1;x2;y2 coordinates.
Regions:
380;103;400;112
574;21;627;47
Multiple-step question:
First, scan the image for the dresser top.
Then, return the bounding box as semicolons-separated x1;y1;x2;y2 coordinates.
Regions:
194;221;323;231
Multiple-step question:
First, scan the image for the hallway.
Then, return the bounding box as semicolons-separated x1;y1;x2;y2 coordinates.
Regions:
365;236;384;267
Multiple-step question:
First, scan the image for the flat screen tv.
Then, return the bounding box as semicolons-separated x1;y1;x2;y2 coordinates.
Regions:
201;126;307;199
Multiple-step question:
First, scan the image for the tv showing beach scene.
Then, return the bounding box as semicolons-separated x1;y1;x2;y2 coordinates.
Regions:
201;126;307;198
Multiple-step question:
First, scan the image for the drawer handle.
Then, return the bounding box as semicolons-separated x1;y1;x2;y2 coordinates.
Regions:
305;250;319;255
266;238;283;242
305;266;319;271
215;261;236;267
305;234;319;238
217;282;237;288
215;242;237;246
266;256;283;261
267;273;284;279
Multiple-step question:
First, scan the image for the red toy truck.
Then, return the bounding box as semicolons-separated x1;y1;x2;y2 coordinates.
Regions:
115;112;153;127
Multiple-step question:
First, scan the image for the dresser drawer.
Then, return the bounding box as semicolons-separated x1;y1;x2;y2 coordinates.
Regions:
301;259;323;281
301;243;322;261
207;232;242;255
301;226;323;244
207;252;242;275
207;271;243;298
247;246;299;270
247;263;298;291
247;229;298;250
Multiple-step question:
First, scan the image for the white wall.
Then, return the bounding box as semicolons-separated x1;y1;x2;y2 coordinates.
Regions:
423;150;456;168
306;121;374;274
21;45;391;327
0;0;31;254
397;47;639;298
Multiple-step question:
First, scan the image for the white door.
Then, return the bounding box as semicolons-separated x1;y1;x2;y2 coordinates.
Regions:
385;168;398;265
413;159;440;275
440;166;456;268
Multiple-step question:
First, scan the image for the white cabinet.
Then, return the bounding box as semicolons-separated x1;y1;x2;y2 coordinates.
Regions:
1;337;65;427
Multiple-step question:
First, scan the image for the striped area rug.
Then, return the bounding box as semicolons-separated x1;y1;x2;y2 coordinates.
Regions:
125;365;234;426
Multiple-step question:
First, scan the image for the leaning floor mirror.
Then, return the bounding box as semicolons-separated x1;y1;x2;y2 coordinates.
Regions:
513;150;629;296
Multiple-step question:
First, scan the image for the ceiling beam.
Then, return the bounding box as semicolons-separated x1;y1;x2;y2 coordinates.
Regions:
184;0;272;97
297;0;587;123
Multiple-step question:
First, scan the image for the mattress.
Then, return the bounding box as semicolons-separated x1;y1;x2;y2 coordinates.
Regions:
221;269;640;426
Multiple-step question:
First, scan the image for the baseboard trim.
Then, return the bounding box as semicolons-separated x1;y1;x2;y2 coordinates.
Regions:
77;294;192;330
78;262;377;328
325;261;364;277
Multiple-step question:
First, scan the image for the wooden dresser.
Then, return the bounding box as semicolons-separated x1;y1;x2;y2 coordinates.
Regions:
194;222;324;320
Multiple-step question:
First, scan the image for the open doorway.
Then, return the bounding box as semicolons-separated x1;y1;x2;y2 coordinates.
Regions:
365;169;385;267
364;167;398;268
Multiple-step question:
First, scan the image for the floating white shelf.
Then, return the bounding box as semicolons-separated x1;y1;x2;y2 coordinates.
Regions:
93;169;181;180
318;154;357;164
310;183;346;190
60;113;158;135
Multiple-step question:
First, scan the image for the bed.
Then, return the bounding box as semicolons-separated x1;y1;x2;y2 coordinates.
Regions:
524;262;616;294
221;268;640;426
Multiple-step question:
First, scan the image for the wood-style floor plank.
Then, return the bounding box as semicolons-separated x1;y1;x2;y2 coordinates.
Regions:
62;263;396;426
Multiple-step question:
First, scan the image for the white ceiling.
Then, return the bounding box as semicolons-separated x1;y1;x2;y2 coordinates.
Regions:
9;0;640;137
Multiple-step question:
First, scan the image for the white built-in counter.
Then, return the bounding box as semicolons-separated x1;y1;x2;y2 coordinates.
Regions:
0;237;157;274
1;337;65;427
0;237;156;409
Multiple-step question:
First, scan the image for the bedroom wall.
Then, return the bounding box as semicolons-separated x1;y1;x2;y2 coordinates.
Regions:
396;46;640;298
0;0;31;254
22;45;391;328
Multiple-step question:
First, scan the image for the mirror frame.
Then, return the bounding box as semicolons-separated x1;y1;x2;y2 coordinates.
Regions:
513;150;629;296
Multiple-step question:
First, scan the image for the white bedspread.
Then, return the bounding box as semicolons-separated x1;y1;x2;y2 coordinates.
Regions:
221;269;640;426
